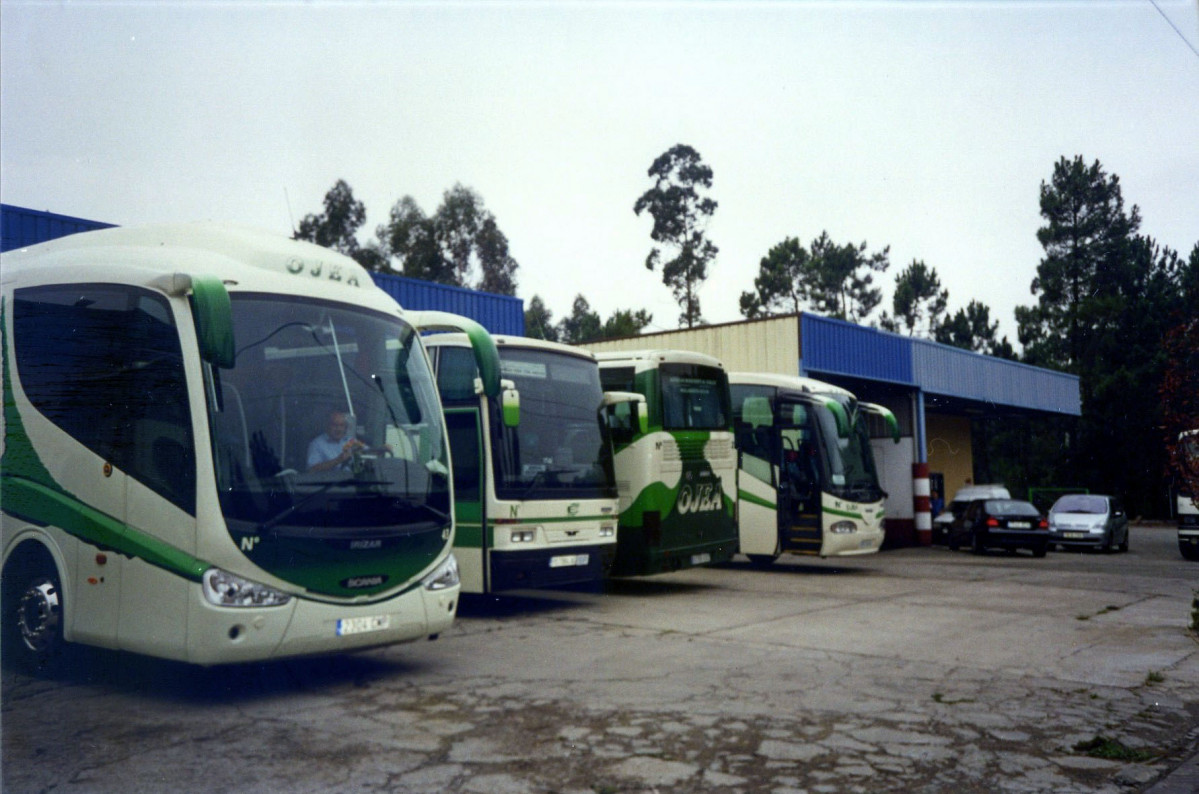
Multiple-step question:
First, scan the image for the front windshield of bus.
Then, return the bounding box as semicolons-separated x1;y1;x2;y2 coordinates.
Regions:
808;395;884;503
492;348;616;501
209;294;451;539
660;363;730;431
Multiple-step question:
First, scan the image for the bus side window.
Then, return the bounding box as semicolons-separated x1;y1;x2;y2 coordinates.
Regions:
436;346;479;404
13;285;196;514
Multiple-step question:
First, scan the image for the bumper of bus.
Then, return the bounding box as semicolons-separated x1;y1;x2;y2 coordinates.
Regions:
821;525;885;557
611;536;736;577
185;578;459;666
489;543;615;591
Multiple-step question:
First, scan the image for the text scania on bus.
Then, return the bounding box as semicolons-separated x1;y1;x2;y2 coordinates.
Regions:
1;224;475;669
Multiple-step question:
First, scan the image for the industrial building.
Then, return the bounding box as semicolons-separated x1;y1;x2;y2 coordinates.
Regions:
2;203;1080;546
581;314;1081;546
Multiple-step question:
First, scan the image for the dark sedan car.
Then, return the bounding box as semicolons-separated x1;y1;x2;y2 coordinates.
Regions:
947;498;1049;557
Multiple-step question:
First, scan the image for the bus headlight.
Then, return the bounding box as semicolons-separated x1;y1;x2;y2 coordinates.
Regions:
600;524;616;538
829;521;858;534
511;529;535;543
422;555;459;591
202;568;292;607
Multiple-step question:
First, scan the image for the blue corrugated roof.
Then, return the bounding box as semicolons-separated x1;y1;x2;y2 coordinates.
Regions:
1;204;116;252
801;313;1080;416
371;271;524;336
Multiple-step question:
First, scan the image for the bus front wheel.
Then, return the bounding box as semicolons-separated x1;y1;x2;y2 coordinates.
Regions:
2;544;66;674
746;554;778;567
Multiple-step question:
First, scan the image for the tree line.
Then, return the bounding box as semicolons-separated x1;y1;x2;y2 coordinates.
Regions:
294;148;1197;517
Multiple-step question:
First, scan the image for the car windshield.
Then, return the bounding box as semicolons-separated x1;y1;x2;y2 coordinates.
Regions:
208;294;451;537
1053;495;1107;514
985;499;1040;517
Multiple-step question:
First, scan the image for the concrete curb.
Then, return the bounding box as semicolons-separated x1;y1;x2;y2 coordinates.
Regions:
1143;750;1199;794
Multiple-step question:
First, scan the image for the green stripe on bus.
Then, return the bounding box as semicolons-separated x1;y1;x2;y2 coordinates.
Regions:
454;523;485;549
2;476;208;582
825;506;865;520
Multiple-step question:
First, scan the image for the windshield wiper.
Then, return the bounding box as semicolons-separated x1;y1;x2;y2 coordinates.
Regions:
256;476;393;534
394;499;451;526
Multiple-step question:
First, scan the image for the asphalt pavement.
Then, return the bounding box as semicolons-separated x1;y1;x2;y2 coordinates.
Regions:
2;522;1197;793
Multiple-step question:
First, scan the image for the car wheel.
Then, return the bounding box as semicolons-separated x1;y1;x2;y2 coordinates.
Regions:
1032;543;1047;558
1118;530;1128;553
2;544;66;675
1180;542;1199;561
971;530;985;555
746;554;779;568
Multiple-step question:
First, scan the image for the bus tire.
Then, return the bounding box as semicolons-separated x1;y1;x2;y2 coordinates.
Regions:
2;543;66;675
746;554;778;568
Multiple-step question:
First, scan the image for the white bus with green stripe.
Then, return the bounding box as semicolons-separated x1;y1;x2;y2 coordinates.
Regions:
596;350;739;576
422;334;639;593
1;224;474;669
731;373;898;563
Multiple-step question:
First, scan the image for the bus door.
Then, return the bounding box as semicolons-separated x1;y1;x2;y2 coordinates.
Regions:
432;343;491;593
778;404;821;554
443;407;487;592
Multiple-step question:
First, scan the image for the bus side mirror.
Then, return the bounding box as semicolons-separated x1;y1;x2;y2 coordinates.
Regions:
191;275;235;368
501;379;520;427
603;391;647;436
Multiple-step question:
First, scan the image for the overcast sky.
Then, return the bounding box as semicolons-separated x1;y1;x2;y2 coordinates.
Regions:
3;1;1197;343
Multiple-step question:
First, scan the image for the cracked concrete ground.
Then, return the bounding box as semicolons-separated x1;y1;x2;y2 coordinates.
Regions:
3;523;1197;793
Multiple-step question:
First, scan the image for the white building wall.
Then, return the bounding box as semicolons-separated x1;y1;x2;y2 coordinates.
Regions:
580;315;801;375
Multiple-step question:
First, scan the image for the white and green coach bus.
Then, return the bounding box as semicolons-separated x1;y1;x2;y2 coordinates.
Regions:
731;373;898;564
421;334;641;593
596;350;739;576
1;224;473;670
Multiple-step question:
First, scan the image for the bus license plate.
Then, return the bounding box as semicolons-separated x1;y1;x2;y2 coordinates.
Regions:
336;615;390;637
550;554;589;568
690;553;711;565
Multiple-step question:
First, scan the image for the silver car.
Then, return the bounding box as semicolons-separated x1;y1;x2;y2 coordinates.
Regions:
1048;494;1129;553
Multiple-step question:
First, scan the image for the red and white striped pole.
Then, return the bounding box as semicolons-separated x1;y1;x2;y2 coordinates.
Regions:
913;462;931;546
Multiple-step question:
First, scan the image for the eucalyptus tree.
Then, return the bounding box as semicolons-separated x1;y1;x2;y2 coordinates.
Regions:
634;144;718;328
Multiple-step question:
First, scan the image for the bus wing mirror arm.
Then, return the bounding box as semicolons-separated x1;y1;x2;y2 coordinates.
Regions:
185;274;235;368
860;402;901;443
407;310;501;398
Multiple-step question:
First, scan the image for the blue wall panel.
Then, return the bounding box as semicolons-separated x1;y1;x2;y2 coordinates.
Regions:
1;204;115;252
371;271;524;336
802;313;914;385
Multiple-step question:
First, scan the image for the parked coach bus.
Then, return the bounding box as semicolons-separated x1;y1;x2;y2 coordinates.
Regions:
731;372;898;564
422;334;642;593
1;224;476;670
596;350;739;576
